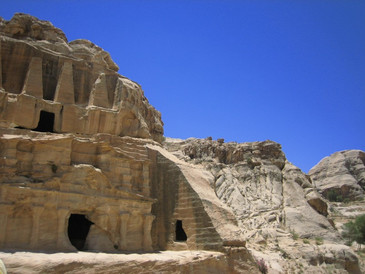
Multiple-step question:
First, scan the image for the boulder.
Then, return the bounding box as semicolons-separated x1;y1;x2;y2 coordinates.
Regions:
309;150;365;200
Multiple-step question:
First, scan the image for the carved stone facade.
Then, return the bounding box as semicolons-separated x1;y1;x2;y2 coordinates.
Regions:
0;14;163;143
0;14;243;254
0;132;155;252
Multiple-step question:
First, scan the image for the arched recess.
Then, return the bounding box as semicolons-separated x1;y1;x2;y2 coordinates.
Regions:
67;214;94;251
175;220;187;242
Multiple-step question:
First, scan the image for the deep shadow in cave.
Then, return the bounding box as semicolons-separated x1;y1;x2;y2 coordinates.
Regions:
175;220;187;242
67;214;94;251
33;110;55;132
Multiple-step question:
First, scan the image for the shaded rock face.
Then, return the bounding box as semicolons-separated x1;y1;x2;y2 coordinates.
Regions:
0;13;163;142
309;150;365;200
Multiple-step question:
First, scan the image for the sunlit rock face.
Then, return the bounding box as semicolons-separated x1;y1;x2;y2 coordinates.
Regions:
309;150;365;200
0;13;163;142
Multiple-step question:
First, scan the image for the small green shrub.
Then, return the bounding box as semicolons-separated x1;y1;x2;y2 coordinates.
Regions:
278;247;290;259
291;229;299;240
342;214;365;248
303;238;310;244
315;237;323;245
327;189;343;202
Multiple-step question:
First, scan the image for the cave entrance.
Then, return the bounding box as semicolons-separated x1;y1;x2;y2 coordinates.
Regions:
33;110;55;132
175;220;187;242
67;214;94;251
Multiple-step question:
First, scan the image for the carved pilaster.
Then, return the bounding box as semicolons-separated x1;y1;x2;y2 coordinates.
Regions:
0;205;10;247
30;206;44;249
142;164;150;197
57;208;71;250
21;57;43;98
143;214;155;251
54;60;75;104
112;78;123;110
119;212;130;250
0;39;2;89
88;73;109;108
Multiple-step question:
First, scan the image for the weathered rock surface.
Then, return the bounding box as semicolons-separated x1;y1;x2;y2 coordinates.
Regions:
0;250;257;274
309;150;365;200
164;137;363;273
0;13;163;142
164;138;335;241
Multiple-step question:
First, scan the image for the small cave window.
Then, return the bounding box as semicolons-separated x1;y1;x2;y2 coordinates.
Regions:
33;111;55;132
175;220;187;242
67;214;94;251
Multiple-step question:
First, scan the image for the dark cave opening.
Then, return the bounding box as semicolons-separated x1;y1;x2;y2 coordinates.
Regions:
175;220;187;242
33;110;55;132
67;214;94;251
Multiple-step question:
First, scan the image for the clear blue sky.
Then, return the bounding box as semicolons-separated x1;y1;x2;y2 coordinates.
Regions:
1;1;364;173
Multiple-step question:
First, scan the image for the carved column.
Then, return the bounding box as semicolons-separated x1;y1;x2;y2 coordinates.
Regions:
88;73;110;108
119;212;130;250
142;164;150;197
21;57;43;98
57;208;70;250
112;78;123;110
54;60;75;104
30;206;44;249
0;206;9;247
143;214;155;251
0;39;2;89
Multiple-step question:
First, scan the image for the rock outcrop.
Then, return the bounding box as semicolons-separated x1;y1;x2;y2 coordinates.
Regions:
164;138;335;241
309;150;365;200
164;138;363;273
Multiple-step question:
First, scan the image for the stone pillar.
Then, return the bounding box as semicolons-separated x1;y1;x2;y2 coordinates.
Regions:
54;60;75;104
88;73;110;108
143;214;155;251
0;206;9;247
57;208;71;250
21;57;43;98
112;78;123;110
142;164;150;197
119;212;130;250
0;39;2;90
30;206;44;249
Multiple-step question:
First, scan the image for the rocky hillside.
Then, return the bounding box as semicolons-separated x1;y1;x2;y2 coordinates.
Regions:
164;137;364;273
